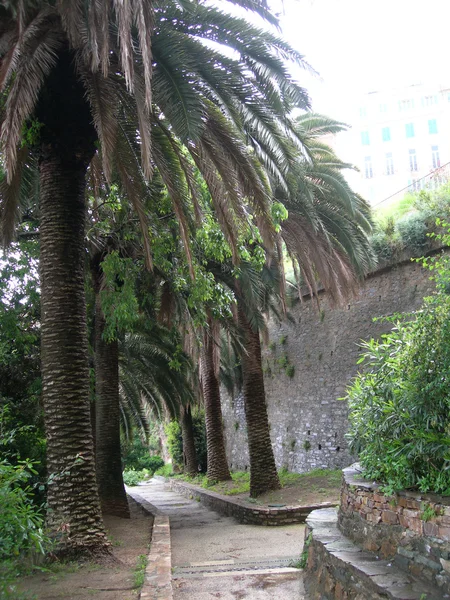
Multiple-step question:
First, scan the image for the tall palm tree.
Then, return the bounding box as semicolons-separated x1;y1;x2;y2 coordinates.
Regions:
0;0;314;553
234;117;375;497
200;312;232;482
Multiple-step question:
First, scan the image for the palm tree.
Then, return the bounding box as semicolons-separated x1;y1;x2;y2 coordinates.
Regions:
91;251;131;519
180;404;198;477
200;313;232;482
0;0;314;553
233;117;375;497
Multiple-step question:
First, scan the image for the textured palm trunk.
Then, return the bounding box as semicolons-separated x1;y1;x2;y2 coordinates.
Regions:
238;303;281;497
38;50;109;556
181;405;198;476
93;267;130;518
201;322;231;482
40;154;109;555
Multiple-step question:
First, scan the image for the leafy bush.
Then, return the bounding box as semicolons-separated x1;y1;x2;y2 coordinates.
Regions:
346;292;450;495
0;459;49;598
122;469;150;486
154;464;173;477
370;183;450;263
121;437;164;473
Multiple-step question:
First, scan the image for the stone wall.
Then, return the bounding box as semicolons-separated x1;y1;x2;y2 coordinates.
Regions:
339;466;450;591
221;255;439;473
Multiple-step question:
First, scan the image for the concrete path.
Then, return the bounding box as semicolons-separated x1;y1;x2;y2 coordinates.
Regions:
136;479;307;600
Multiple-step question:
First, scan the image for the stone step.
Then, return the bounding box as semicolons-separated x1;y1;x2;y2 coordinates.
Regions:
304;508;449;600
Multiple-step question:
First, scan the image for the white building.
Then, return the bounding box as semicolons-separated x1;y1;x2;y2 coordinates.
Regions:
342;83;450;205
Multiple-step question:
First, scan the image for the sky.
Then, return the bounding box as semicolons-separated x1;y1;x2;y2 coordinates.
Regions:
276;0;450;121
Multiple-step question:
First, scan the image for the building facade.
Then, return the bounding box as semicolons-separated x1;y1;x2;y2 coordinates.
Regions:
345;83;450;205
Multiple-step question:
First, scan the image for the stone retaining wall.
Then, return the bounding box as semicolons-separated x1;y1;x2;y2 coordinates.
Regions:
221;251;441;474
169;478;336;525
339;466;450;592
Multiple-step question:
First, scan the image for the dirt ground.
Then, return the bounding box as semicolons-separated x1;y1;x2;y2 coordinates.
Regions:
207;470;342;507
18;499;153;600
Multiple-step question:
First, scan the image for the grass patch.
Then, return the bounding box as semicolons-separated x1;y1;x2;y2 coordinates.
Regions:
177;468;342;500
133;554;148;589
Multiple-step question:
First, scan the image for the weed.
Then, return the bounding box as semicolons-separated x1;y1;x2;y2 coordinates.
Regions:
133;554;147;589
303;440;311;451
279;335;287;345
285;364;295;378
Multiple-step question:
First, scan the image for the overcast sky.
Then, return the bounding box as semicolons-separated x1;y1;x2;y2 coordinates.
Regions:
276;0;450;120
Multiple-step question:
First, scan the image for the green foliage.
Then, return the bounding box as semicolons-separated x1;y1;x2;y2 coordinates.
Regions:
370;183;450;262
285;364;295;378
0;242;45;492
154;464;173;477
122;469;151;486
0;455;49;599
121;438;164;473
346;282;450;494
165;410;207;473
100;251;140;341
133;554;148;589
164;421;183;470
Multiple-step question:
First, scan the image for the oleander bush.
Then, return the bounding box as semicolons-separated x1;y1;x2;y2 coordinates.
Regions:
346;232;450;494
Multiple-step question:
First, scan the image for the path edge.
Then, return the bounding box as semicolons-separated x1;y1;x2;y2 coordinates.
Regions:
127;490;173;600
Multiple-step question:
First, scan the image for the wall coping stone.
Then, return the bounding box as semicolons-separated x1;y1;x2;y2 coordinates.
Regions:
168;478;337;525
127;490;173;600
343;463;450;506
304;507;447;599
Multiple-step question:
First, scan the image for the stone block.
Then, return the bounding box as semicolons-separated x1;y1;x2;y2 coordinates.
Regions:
381;510;398;525
423;521;439;537
438;526;450;542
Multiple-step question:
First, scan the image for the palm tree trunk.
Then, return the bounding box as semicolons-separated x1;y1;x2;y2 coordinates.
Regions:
238;303;280;497
38;50;108;556
181;405;198;476
40;153;109;555
201;319;231;482
93;266;130;518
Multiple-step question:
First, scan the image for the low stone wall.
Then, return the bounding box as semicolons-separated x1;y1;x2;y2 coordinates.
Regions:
169;478;336;526
339;466;450;591
304;508;445;600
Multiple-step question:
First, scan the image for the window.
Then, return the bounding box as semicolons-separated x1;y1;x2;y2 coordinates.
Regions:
409;149;418;172
399;99;414;111
386;153;394;175
432;145;440;169
382;127;391;142
361;131;370;145
364;156;373;179
422;95;438;107
405;123;415;138
428;119;438;134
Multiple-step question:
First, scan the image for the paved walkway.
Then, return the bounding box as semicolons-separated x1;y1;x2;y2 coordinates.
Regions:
136;479;307;600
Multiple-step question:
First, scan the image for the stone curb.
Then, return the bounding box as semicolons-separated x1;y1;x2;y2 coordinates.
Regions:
127;491;173;600
168;478;337;526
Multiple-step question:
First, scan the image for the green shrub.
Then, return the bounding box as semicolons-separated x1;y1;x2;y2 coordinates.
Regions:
154;464;173;477
122;438;163;473
122;469;150;486
0;459;49;598
346;292;450;495
396;212;428;254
